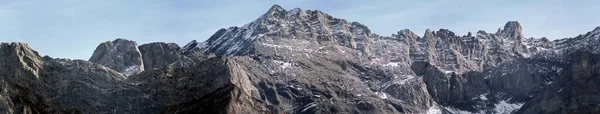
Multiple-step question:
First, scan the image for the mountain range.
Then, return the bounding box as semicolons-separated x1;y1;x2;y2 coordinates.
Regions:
1;4;599;114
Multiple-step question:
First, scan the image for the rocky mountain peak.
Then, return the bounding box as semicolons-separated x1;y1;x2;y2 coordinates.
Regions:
424;29;435;38
436;29;456;38
89;38;144;76
113;38;132;43
0;42;44;79
476;30;488;35
590;26;600;36
179;40;199;55
494;21;529;55
394;29;419;39
499;21;524;40
139;42;187;70
264;4;287;19
580;26;600;38
191;5;376;57
267;4;285;13
504;21;522;29
552;26;600;55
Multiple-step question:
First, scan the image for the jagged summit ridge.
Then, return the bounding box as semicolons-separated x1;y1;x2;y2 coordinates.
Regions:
553;26;600;55
177;5;573;113
393;29;419;39
181;5;375;57
184;5;543;74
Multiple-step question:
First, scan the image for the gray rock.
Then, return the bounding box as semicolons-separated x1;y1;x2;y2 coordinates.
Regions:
0;42;56;114
0;42;262;113
517;50;600;114
89;38;144;76
138;42;183;70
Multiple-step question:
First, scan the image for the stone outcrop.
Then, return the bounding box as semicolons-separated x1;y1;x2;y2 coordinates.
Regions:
138;42;183;70
89;38;144;76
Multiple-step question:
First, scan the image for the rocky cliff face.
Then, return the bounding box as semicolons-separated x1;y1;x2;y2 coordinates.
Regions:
0;42;53;114
138;42;185;70
1;4;599;114
0;42;128;113
184;5;599;113
0;42;262;113
89;38;145;76
517;50;600;114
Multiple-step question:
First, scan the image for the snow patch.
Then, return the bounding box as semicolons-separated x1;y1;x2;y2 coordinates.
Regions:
273;60;292;69
558;88;563;93
289;85;303;91
493;100;524;114
301;102;317;112
444;70;454;74
397;76;414;85
473;93;489;100
374;92;389;99
442;106;475;114
287;8;301;17
314;95;321;98
261;42;292;49
122;65;140;76
426;105;442;114
382;62;400;67
479;94;488;100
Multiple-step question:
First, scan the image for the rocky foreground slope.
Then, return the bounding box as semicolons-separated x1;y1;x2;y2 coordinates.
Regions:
1;4;599;114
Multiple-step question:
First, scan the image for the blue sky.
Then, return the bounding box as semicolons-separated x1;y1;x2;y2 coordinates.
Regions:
1;0;599;60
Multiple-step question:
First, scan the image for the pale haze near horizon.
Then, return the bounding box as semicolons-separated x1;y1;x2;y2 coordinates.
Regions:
1;0;599;60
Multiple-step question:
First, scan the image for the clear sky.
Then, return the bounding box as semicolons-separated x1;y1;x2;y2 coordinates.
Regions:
1;0;599;60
